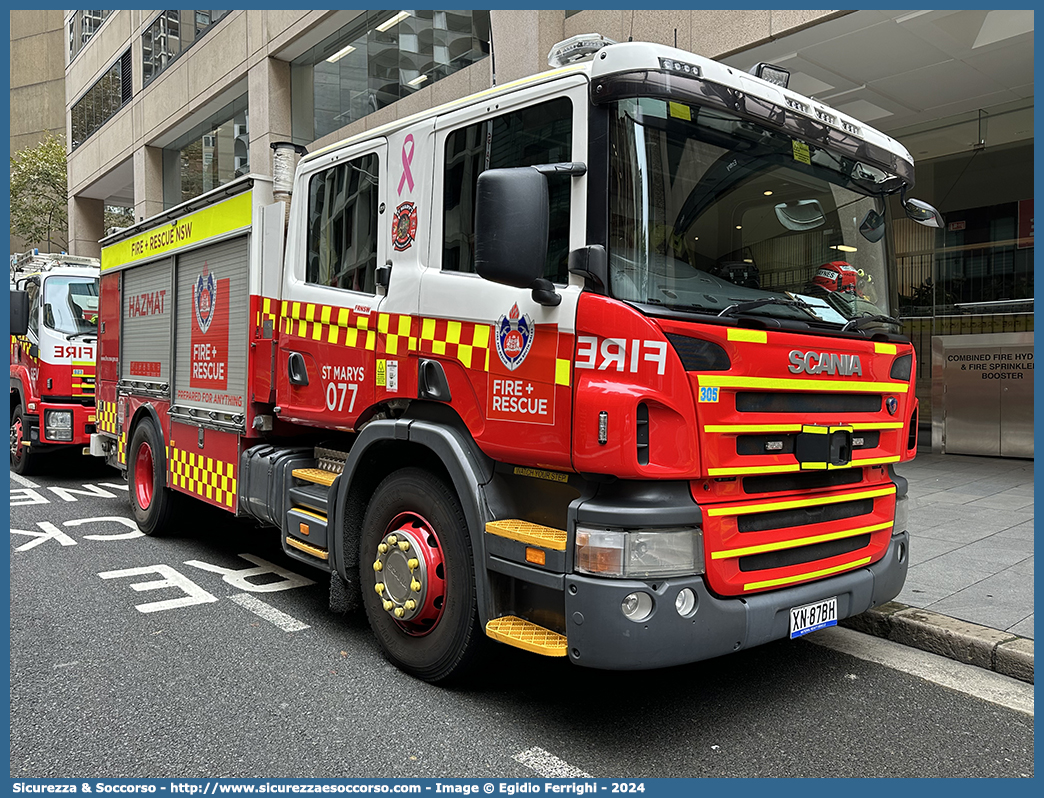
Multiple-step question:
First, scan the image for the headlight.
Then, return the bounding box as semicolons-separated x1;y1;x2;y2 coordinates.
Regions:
45;409;74;442
893;494;908;535
575;526;704;578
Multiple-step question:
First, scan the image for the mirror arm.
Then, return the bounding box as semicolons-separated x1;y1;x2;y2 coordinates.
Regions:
533;162;587;177
530;277;562;307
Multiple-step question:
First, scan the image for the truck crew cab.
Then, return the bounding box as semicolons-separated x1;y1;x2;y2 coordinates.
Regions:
93;36;940;682
10;251;100;474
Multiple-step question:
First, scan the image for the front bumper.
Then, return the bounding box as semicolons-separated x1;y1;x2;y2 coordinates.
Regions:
34;401;95;447
563;530;909;669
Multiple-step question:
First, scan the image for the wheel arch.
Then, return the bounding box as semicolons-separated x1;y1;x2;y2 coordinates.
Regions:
331;416;497;624
127;403;169;483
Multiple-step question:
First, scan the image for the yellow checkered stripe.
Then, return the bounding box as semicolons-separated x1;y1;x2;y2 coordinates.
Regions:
275;298;494;372
280;300;379;350
169;444;237;509
117;431;126;465
255;297;278;332
418;317;491;371
96;400;119;434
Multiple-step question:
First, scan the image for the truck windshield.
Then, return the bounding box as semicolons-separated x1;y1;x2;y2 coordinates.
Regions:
608;97;896;328
43;275;99;336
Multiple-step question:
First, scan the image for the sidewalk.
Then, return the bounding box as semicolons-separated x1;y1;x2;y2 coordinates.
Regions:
842;450;1035;683
894;452;1034;639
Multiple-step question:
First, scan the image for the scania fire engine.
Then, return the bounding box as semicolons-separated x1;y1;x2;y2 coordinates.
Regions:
92;36;940;682
10;250;100;474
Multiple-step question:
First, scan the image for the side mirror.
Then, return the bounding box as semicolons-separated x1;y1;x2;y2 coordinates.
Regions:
10;290;29;336
901;188;944;228
474;167;558;306
774;199;825;231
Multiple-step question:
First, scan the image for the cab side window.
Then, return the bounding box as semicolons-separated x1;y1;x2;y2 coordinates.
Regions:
306;152;380;293
24;278;40;337
443;98;572;283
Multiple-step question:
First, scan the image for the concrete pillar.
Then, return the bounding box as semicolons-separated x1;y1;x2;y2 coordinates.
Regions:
489;10;565;85
133;145;164;222
68;195;105;258
248;57;293;179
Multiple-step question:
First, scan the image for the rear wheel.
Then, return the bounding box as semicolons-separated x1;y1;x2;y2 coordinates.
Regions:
10;403;40;476
129;417;179;536
359;467;482;683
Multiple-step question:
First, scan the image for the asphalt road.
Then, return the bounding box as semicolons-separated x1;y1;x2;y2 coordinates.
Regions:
9;456;1035;779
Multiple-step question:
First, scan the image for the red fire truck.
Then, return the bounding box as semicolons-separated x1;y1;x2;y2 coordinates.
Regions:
10;251;100;474
93;36;940;682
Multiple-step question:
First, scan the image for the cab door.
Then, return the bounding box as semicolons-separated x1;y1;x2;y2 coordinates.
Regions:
276;140;388;429
417;78;589;470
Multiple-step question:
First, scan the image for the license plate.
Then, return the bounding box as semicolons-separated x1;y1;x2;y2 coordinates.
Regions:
789;596;837;639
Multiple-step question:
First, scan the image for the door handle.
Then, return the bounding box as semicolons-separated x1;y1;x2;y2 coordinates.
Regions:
287;352;309;386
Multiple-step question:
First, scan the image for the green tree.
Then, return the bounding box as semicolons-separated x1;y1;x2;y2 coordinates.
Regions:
10;131;69;252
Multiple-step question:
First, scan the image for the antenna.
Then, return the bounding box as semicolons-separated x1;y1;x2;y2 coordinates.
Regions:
489;16;497;86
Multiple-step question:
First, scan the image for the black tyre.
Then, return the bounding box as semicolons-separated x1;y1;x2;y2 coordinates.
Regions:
10;403;42;476
359;467;482;683
128;417;179;536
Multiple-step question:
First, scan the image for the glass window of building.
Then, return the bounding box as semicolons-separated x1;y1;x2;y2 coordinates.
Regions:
71;49;132;149
442;98;572;282
68;10;111;61
162;95;248;208
142;10;231;87
291;10;490;142
305;152;381;293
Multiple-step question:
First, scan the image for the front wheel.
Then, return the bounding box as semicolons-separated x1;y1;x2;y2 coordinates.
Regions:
10;403;40;476
359;467;482;683
129;417;180;536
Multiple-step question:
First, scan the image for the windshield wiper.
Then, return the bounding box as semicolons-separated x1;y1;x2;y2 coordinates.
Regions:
718;296;819;319
841;313;901;332
65;330;97;340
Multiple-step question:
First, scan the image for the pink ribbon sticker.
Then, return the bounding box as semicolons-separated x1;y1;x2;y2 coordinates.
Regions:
397;134;415;195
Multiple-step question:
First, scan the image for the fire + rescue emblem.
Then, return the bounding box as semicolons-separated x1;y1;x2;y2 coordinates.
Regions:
392;202;418;251
495;303;534;371
193;265;217;334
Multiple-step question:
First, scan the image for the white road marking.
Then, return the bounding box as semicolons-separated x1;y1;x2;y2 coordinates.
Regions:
48;483;117;502
98;482;129;490
9;472;39;488
185;553;315;592
99;565;219;613
807;625;1034;717
514;747;592;778
228;593;310;632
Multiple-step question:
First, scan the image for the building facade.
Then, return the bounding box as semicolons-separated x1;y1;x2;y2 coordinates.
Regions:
9;9;67;253
57;8;1033;452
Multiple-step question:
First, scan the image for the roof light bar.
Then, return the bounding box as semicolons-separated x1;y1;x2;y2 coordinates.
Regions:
547;33;616;68
750;62;790;89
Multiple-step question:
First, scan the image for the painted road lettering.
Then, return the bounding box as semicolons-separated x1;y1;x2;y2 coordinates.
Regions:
10;480;128;506
11;516;145;550
11;522;78;552
98;565;219;613
183;553;316;592
47;483;118;502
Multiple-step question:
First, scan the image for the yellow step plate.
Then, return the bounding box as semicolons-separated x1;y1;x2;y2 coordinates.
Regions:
485;520;567;551
485;616;568;657
286;536;329;561
292;467;337;486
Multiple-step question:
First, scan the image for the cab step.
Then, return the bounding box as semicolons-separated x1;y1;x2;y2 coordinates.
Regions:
291;446;348;487
485;520;567;551
291;467;336;486
485;616;568;657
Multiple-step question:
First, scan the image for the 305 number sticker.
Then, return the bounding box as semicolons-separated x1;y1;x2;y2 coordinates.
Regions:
698;386;720;403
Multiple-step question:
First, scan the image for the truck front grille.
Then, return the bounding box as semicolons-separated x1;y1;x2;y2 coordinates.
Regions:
738;533;871;572
736;392;881;414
